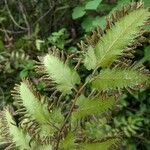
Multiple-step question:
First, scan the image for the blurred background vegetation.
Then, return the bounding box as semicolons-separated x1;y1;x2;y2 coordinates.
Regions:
0;0;150;149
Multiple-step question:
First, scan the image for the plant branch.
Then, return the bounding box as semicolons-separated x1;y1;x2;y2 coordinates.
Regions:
0;28;25;34
4;0;27;30
18;0;31;37
33;8;52;25
55;67;98;149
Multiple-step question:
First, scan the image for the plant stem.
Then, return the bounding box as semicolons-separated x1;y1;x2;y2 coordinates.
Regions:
54;67;98;149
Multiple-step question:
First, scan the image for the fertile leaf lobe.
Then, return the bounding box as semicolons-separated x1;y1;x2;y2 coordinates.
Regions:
84;5;150;70
92;68;149;91
42;54;80;94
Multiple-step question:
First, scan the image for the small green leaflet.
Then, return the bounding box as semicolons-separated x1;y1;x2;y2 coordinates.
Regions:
72;6;86;19
85;0;102;10
83;46;97;69
35;39;45;51
60;133;76;150
111;0;131;13
82;16;106;32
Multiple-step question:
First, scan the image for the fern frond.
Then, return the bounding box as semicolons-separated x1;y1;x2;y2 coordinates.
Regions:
83;2;150;69
80;137;120;150
91;68;149;91
72;95;116;122
0;108;31;150
37;50;80;94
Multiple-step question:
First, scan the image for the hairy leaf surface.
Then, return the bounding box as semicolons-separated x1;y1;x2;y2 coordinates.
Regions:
0;109;31;149
80;137;119;150
43;54;80;94
19;81;51;124
60;133;76;150
17;81;64;142
72;95;115;122
84;8;150;69
0;109;52;150
92;69;149;90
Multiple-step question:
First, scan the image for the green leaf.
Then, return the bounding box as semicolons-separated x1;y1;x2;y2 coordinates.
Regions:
82;16;95;32
47;28;69;49
82;16;106;32
85;0;102;10
98;3;115;12
43;54;80;94
72;6;86;19
35;39;45;51
84;8;150;69
136;46;150;64
0;40;4;50
144;46;150;61
91;69;149;91
72;95;115;122
0;109;53;149
15;80;64;142
20;69;28;78
84;46;97;69
92;16;106;29
144;24;150;30
0;17;6;23
0;109;31;149
84;118;110;140
19;81;51;124
143;0;150;8
49;108;64;127
80;137;120;150
60;133;76;150
37;81;46;91
111;0;131;13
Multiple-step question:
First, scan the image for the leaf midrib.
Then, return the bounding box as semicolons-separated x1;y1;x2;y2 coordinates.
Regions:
98;75;139;81
97;9;145;67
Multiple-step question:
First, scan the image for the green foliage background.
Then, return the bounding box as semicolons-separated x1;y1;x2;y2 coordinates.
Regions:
0;0;150;149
